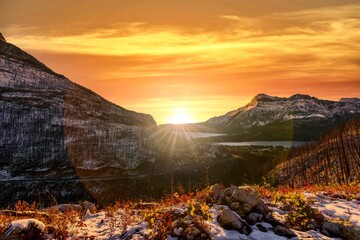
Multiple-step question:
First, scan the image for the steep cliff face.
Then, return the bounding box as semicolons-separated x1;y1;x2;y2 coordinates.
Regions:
0;40;157;181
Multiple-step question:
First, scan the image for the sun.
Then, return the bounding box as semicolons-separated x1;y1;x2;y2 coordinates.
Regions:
168;108;193;124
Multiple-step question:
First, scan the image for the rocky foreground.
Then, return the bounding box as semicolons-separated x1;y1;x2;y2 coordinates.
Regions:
1;184;359;240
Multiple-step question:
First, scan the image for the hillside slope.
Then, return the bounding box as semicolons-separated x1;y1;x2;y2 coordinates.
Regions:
0;38;156;204
267;119;360;186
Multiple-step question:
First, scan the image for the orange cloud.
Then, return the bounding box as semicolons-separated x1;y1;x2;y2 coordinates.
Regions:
2;2;359;123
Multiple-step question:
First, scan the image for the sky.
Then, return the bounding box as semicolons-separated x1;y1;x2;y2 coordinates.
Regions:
1;0;360;124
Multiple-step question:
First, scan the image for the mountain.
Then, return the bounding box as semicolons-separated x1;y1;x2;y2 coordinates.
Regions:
0;38;156;187
267;118;360;186
204;93;360;140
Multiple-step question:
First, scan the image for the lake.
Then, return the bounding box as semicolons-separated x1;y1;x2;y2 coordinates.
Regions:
172;132;226;138
216;141;308;147
172;132;308;147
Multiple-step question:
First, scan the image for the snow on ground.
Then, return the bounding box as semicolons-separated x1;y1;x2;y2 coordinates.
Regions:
33;192;359;239
304;192;360;228
72;209;151;239
6;218;45;234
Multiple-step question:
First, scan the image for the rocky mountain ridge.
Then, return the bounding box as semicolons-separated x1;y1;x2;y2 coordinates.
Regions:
0;39;156;183
205;93;360;140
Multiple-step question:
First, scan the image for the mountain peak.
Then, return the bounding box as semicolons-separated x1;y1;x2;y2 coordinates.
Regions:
289;94;316;101
205;93;360;139
0;37;59;78
0;33;6;42
339;97;360;103
250;93;283;104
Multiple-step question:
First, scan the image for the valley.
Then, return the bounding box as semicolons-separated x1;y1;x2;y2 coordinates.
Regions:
0;34;359;239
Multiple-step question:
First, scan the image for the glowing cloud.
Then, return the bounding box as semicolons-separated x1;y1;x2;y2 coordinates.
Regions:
1;2;359;123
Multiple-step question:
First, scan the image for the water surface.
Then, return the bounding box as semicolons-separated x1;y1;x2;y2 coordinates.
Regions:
216;141;308;147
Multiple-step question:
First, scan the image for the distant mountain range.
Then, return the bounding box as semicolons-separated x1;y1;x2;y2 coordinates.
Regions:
202;93;360;140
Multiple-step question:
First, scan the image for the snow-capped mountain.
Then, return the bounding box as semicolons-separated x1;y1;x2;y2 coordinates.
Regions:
0;37;156;181
205;93;360;139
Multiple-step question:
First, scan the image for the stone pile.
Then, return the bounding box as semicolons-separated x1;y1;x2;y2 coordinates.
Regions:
209;184;360;240
209;184;295;238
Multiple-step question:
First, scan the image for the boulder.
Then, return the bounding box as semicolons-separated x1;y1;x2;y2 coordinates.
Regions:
255;200;270;214
55;203;82;212
217;208;252;235
229;202;240;211
224;196;232;205
81;201;96;213
274;225;296;238
256;224;268;232
185;226;201;238
306;220;320;230
236;203;253;217
264;214;286;227
224;185;237;196
246;212;264;225
321;221;342;237
210;184;225;201
321;221;360;240
224;185;262;216
4;218;45;240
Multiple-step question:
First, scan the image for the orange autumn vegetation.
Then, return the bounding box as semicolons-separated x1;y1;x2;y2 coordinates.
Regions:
1;183;359;238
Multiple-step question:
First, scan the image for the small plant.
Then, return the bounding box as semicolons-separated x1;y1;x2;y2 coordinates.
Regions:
142;190;213;239
275;192;324;230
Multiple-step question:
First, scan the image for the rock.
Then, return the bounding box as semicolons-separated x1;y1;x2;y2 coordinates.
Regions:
264;214;286;227
223;185;261;216
84;209;93;220
185;226;201;238
255;200;270;215
342;226;360;240
239;186;259;196
54;203;82;212
306;220;320;230
224;185;237;196
81;201;96;213
210;184;225;201
321;221;360;240
224;196;232;205
217;208;243;231
0;33;6;42
274;225;296;238
236;203;252;217
4;218;45;240
321;221;342;237
229;202;240;211
341;225;360;240
217;208;252;235
242;224;253;235
256;224;268;232
246;212;264;225
174;227;184;236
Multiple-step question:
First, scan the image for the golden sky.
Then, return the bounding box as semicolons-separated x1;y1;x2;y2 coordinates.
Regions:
1;0;360;124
